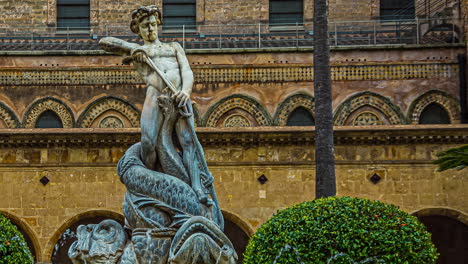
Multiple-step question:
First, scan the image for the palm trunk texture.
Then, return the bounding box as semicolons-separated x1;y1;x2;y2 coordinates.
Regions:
314;0;336;198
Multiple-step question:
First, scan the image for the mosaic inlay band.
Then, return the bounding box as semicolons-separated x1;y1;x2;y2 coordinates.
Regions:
0;63;458;85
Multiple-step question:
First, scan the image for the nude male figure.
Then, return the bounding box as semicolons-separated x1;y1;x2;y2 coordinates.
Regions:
100;6;209;203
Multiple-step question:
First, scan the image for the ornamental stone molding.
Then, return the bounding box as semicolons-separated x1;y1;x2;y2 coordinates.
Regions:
78;97;140;128
0;63;458;86
223;114;251;127
353;111;382;126
99;116;125;128
334;92;405;126
273;93;315;126
23;97;74;128
204;95;271;127
0;102;20;128
407;90;461;124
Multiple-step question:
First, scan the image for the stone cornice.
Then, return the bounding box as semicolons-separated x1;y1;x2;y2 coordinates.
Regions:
0;125;466;147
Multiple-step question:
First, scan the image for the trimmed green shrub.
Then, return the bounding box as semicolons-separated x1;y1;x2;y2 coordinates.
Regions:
0;213;33;264
244;197;438;264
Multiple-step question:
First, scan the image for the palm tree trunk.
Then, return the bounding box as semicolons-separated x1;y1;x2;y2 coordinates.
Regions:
314;0;336;198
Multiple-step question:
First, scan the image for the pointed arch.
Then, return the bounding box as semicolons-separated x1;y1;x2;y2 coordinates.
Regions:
23;97;75;128
0;101;20;128
204;94;271;127
77;96;140;128
0;210;42;262
273;93;315;126
44;209;124;262
407;90;460;124
333;91;405;125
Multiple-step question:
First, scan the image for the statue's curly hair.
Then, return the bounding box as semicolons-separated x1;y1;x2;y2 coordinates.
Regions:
130;5;162;35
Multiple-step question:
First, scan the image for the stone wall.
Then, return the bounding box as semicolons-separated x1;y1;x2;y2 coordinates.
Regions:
0;126;466;262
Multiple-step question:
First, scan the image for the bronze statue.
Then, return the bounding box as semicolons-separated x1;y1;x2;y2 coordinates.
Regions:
69;5;237;264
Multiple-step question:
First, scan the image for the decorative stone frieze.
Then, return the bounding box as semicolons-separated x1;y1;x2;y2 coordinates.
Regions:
23;97;74;128
0;63;458;86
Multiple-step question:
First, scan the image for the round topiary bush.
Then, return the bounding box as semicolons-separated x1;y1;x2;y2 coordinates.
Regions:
244;197;438;264
0;213;33;264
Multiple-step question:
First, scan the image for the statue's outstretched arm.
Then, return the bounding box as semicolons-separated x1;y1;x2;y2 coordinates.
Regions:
99;37;139;56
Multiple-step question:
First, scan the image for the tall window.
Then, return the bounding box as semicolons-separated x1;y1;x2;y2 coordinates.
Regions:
35;110;63;128
269;0;303;26
286;107;315;126
57;0;90;29
163;0;196;31
380;0;415;20
419;103;451;124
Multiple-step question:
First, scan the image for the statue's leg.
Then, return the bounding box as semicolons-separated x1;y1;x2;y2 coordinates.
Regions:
175;107;208;204
141;86;162;170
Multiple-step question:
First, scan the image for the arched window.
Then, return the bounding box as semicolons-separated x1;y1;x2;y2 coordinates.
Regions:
57;0;90;30
286;107;315;126
380;0;415;20
163;0;196;31
35;110;63;128
419;103;451;124
269;0;303;26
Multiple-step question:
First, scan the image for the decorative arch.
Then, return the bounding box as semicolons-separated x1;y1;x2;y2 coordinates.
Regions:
1;210;42;262
411;207;468;226
221;210;255;237
44;209;124;262
273;93;315;126
221;210;254;264
333;91;405;125
204;94;271;127
23;97;74;128
0;102;20;128
407;90;460;124
77;96;140;128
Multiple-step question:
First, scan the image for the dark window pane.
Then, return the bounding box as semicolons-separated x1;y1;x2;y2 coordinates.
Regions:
269;0;303;25
163;0;196;29
380;0;415;20
286;107;315;126
57;0;90;29
57;6;90;18
164;4;196;16
35;110;63;128
419;103;451;124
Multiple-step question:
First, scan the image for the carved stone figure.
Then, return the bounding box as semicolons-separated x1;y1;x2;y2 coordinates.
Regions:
69;5;237;264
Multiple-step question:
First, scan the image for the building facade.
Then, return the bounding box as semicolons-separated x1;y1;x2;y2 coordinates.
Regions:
0;0;467;263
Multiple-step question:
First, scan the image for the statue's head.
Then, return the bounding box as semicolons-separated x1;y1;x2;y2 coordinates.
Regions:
130;5;162;42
